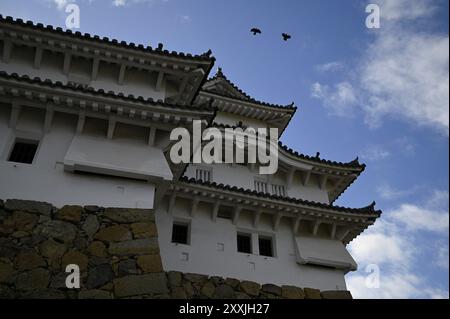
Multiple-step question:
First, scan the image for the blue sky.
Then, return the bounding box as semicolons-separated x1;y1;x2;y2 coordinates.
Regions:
0;0;448;298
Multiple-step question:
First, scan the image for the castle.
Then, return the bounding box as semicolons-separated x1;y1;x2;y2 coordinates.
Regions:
0;15;381;294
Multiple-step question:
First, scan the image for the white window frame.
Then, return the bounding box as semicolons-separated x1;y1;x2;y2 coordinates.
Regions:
195;167;212;182
271;184;286;197
254;178;268;193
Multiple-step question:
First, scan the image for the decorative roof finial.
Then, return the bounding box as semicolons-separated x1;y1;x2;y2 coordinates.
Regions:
216;67;224;77
315;152;320;158
348;156;361;167
201;49;212;57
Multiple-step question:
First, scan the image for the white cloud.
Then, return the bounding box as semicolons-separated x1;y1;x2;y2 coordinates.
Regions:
46;0;75;10
312;0;449;136
376;183;420;200
349;219;414;265
347;190;449;298
348;272;422;299
46;0;162;7
311;81;358;116
316;61;344;72
360;144;390;161
113;0;126;6
111;0;165;7
377;0;437;21
390;204;449;233
426;189;450;210
360;28;449;134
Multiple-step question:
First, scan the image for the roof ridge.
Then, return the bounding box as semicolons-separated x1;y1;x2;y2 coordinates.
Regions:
0;15;215;63
278;140;365;170
0;71;213;113
207;122;364;170
204;67;296;110
179;176;382;216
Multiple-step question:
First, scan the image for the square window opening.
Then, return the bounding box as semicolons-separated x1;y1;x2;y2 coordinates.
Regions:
259;236;274;257
217;206;233;220
8;139;39;164
171;222;189;245
237;233;252;254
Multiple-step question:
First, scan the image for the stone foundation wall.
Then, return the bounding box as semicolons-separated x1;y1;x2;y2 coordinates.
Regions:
0;198;352;299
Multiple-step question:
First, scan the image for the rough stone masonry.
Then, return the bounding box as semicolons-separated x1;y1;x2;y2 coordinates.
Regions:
0;198;352;299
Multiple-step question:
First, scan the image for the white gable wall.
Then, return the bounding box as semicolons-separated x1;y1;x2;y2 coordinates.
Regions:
0;43;167;101
184;163;329;204
0;101;158;208
156;196;348;290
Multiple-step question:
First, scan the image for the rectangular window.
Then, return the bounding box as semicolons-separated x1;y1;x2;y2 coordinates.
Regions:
254;180;268;193
196;168;211;182
171;223;189;245
217;206;233;220
8;139;39;164
259;236;274;257
237;233;252;254
271;184;286;197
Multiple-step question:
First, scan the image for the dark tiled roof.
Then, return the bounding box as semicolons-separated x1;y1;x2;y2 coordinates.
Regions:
202;68;297;111
278;141;365;170
179;176;382;217
0;15;215;63
0;71;214;114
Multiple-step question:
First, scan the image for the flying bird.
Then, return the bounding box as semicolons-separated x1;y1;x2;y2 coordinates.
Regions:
250;28;262;35
282;33;291;41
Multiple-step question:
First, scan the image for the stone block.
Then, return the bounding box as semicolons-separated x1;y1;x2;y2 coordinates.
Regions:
56;205;82;223
108;238;159;256
82;215;99;239
213;284;235;299
5;199;52;216
102;208;154;223
15;268;50;290
321;290;353;299
239;280;260;297
201;281;215;298
136;254;163;273
118;259;138;276
15;251;46;271
304;287;322;299
40;220;77;243
87;241;107;257
130;222;157;238
62;250;88;271
95;225;132;242
167;271;182;287
262;283;282;296
87;264;114;289
281;285;305;299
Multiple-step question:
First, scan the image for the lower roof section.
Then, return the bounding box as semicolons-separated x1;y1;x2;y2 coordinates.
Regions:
179;176;381;218
64;134;173;181
294;236;357;272
172;177;381;244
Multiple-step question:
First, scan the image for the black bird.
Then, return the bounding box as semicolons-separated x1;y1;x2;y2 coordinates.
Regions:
282;33;291;41
250;28;262;35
